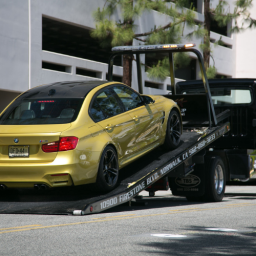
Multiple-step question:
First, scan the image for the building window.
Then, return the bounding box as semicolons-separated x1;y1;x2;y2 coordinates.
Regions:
145;81;163;90
215;74;232;79
188;0;197;10
42;17;121;65
76;68;102;79
42;61;71;73
106;74;123;82
210;17;230;37
175;59;197;80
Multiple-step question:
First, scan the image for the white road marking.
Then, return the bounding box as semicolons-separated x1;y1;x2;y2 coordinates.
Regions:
151;234;187;238
206;228;238;232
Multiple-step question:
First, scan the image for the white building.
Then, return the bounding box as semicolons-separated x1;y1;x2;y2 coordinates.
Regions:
0;0;255;112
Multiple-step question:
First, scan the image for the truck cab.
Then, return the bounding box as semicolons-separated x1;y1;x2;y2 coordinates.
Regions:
175;78;256;182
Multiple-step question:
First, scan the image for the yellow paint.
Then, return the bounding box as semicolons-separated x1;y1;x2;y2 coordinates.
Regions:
93;214;136;219
0;224;41;231
228;203;252;206
169;208;199;212
0;203;255;235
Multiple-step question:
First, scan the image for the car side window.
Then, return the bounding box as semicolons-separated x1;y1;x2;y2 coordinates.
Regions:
90;99;105;122
113;86;144;111
90;88;123;121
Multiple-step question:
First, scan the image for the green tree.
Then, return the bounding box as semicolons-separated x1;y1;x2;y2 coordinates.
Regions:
92;0;256;85
202;0;256;78
92;0;198;86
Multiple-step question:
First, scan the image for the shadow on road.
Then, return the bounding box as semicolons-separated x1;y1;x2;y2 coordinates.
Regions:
100;195;226;214
0;184;255;215
136;226;256;255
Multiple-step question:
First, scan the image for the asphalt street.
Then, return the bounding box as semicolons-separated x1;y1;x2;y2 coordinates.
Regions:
0;185;255;255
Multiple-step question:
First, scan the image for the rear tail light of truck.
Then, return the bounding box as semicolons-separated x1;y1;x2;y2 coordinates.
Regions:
42;137;78;152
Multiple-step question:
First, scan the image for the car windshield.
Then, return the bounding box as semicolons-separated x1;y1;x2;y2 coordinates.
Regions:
0;98;84;125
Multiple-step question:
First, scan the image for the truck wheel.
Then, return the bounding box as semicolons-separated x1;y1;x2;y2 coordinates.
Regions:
205;156;226;202
95;146;119;192
163;109;181;150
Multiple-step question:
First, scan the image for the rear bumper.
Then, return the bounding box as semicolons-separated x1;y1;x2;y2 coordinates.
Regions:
0;150;101;188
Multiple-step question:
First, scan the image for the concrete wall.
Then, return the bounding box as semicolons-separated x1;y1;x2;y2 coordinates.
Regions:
0;0;29;92
0;0;243;112
235;2;256;78
0;89;20;113
30;0;106;88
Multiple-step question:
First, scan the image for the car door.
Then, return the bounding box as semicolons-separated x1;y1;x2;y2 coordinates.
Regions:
112;85;163;153
89;87;135;164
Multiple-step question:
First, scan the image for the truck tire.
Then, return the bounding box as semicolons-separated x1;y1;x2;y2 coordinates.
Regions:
205;156;226;202
95;146;119;192
163;109;181;150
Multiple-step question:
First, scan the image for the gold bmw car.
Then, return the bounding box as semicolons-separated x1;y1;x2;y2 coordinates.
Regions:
0;81;181;191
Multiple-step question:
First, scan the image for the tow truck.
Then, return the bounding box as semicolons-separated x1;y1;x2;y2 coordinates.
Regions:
0;44;230;215
167;78;256;201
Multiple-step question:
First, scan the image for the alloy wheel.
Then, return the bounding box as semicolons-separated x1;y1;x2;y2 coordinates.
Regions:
214;164;224;194
103;149;118;186
169;113;181;144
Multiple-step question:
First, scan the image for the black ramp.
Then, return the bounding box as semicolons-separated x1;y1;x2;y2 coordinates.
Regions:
0;128;226;215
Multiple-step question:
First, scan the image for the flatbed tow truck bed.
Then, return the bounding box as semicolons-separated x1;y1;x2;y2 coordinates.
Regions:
0;124;229;215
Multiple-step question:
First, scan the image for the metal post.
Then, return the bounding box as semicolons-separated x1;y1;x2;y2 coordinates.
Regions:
192;49;217;127
108;54;115;81
169;52;176;95
136;54;143;94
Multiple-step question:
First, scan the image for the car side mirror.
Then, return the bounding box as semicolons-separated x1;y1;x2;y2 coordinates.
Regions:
142;95;155;104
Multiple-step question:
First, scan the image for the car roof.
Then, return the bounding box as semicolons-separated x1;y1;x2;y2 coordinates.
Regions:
21;80;109;99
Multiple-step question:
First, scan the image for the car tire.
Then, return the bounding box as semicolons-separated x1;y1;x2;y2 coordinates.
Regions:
95;145;119;192
163;109;181;150
205;156;226;202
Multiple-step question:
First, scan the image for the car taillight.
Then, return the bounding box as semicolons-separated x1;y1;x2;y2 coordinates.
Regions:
42;141;59;152
42;137;78;153
59;137;78;151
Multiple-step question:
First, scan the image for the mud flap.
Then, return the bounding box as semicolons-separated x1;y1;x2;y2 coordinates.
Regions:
169;164;205;197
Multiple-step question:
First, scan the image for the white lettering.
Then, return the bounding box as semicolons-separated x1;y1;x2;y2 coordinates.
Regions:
147;176;154;185
189;146;197;155
198;140;206;149
206;134;215;144
100;197;118;209
183;152;188;160
119;181;146;203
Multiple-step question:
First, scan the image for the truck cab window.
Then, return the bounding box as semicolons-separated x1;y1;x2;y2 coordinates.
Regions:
212;89;252;105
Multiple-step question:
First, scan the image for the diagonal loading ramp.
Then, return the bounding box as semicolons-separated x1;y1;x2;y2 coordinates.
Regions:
0;123;229;215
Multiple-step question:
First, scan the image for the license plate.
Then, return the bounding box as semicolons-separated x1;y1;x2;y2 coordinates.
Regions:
9;146;29;158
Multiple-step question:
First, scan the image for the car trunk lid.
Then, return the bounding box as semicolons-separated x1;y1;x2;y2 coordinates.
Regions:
0;124;71;163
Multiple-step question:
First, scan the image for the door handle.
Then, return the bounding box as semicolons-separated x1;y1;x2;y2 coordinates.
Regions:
133;116;139;122
105;124;114;130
